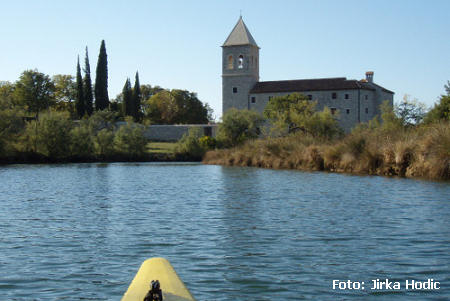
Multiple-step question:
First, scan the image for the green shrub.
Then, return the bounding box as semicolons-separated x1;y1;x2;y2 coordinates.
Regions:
114;122;148;157
198;135;216;149
175;128;206;159
0;108;24;156
351;116;380;134
40;112;73;159
380;100;403;132
21;112;72;159
88;109;117;133
70;124;94;158
344;134;366;158
423;95;450;124
300;107;343;139
94;128;115;157
217;108;264;147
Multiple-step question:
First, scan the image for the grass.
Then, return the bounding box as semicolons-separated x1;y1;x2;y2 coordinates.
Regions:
147;142;177;154
203;122;450;181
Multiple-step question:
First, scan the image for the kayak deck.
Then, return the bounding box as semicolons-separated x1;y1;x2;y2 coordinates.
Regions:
122;257;195;301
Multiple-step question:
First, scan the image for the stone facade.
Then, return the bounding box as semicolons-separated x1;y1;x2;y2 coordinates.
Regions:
248;84;391;132
249;89;366;131
222;18;394;132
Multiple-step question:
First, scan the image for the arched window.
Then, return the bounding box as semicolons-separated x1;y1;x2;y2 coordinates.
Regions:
238;55;244;69
227;55;233;69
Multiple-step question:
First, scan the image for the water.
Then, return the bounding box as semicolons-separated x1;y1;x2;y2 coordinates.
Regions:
0;163;449;300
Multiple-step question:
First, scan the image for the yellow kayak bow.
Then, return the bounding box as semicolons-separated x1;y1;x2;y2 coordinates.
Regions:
122;257;195;301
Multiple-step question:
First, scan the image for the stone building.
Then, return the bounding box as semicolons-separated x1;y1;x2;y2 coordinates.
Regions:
222;17;394;132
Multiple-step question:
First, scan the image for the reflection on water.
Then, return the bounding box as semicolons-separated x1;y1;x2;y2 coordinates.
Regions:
0;163;449;300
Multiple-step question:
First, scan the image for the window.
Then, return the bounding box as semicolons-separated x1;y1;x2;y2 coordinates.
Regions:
238;55;244;69
365;95;368;100
365;108;369;114
307;95;312;100
233;87;237;93
331;108;337;115
251;96;256;103
332;92;337;99
346;109;350;114
227;55;233;69
345;94;349;99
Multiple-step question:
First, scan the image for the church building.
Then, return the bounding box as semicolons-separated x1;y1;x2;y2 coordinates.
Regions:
222;17;394;132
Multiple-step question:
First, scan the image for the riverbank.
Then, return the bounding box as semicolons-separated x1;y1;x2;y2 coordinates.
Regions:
203;122;450;181
0;142;203;165
0;152;201;165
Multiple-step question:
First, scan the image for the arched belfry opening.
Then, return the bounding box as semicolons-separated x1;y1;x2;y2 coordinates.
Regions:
238;55;244;69
228;55;233;69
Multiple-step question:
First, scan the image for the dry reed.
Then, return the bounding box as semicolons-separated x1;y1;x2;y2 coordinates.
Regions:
203;122;450;180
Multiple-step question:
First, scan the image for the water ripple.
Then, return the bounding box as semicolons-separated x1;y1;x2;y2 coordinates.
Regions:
0;163;448;300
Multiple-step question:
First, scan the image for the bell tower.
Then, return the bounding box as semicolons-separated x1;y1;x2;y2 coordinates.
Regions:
222;17;259;114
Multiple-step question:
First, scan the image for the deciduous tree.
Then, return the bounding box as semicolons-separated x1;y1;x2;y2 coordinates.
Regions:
53;74;76;114
264;92;342;138
217;108;264;147
395;94;427;126
145;89;210;124
0;81;16;109
264;92;316;134
140;84;164;101
14;69;55;117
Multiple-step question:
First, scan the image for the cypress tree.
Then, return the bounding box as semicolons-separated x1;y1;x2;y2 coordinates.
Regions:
75;56;85;118
122;78;132;116
132;71;141;121
95;40;109;111
83;47;94;116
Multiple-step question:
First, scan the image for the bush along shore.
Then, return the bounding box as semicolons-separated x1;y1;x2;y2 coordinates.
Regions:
202;90;450;181
0;110;201;164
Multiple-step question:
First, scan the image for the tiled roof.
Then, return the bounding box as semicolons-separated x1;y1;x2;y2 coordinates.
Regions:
222;17;258;47
250;78;380;94
367;82;395;94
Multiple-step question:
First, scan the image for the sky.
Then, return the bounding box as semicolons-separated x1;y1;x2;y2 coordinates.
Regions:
1;0;449;119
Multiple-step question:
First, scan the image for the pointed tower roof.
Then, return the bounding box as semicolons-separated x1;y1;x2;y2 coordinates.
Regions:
222;17;258;47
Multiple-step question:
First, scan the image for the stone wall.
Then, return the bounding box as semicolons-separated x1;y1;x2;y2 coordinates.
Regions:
143;124;218;142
